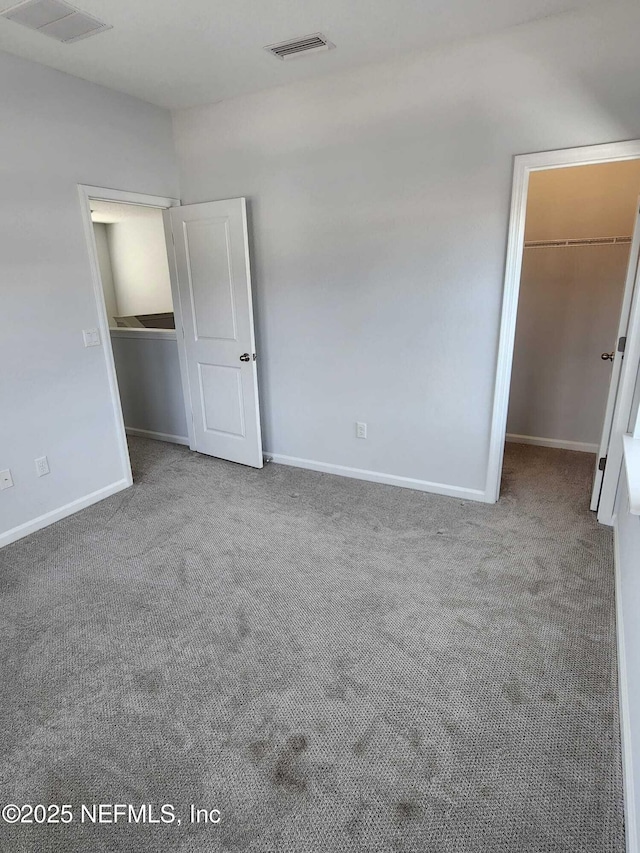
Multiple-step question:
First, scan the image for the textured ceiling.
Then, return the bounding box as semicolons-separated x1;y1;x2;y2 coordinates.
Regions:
0;0;614;109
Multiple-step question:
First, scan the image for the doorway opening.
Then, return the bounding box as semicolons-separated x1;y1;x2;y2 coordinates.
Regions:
90;198;189;452
488;141;640;523
92;200;175;330
78;185;264;484
506;160;640;506
90;198;191;451
78;186;182;487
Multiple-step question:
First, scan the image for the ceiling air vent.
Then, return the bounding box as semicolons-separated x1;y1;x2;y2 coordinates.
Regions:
1;0;111;43
265;32;335;61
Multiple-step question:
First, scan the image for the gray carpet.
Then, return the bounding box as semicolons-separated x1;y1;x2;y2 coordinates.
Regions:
0;439;624;852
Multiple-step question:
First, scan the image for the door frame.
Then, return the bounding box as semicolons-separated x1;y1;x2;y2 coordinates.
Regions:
77;185;181;485
161;209;195;451
486;140;640;519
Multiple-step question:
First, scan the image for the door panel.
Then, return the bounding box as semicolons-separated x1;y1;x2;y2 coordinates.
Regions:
185;218;237;341
165;198;263;468
199;363;245;437
591;202;640;512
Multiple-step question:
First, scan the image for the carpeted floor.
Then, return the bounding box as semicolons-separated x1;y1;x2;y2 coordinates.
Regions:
0;439;624;852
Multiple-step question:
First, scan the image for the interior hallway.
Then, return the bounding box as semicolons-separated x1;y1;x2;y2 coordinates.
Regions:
0;439;624;852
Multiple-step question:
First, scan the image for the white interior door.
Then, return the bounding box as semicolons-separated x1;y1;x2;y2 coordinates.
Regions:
164;198;263;468
590;201;640;510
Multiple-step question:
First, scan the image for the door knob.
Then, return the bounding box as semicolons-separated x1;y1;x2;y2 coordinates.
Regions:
601;351;614;362
239;353;250;362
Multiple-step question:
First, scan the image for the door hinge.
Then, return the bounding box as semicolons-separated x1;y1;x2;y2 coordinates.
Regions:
618;336;627;354
598;456;607;472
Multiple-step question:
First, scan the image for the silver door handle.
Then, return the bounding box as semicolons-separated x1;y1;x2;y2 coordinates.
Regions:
239;353;250;362
601;351;614;362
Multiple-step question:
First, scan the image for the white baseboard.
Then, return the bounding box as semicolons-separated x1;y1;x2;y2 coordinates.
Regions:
266;452;487;502
506;433;598;454
125;427;190;446
614;519;638;853
0;478;130;550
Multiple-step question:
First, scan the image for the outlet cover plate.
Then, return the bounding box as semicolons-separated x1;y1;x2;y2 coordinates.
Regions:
0;469;14;490
83;328;101;347
35;456;50;477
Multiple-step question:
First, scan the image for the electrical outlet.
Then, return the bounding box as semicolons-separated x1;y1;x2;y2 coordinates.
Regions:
0;469;13;490
35;456;50;477
356;422;367;439
83;328;101;348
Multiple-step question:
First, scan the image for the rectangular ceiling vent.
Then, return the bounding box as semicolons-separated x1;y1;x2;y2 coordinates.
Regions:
265;32;335;61
1;0;112;43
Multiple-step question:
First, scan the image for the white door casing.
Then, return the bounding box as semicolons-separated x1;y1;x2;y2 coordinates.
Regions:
164;198;263;468
590;203;640;511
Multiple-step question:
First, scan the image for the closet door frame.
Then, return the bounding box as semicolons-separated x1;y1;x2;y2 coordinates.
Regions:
77;185;181;487
486;139;640;518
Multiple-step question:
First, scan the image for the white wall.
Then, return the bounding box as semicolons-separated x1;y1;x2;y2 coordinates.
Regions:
172;1;640;497
615;468;640;852
0;49;178;545
507;243;630;449
110;331;188;441
107;208;173;317
525;161;640;243
93;222;118;326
